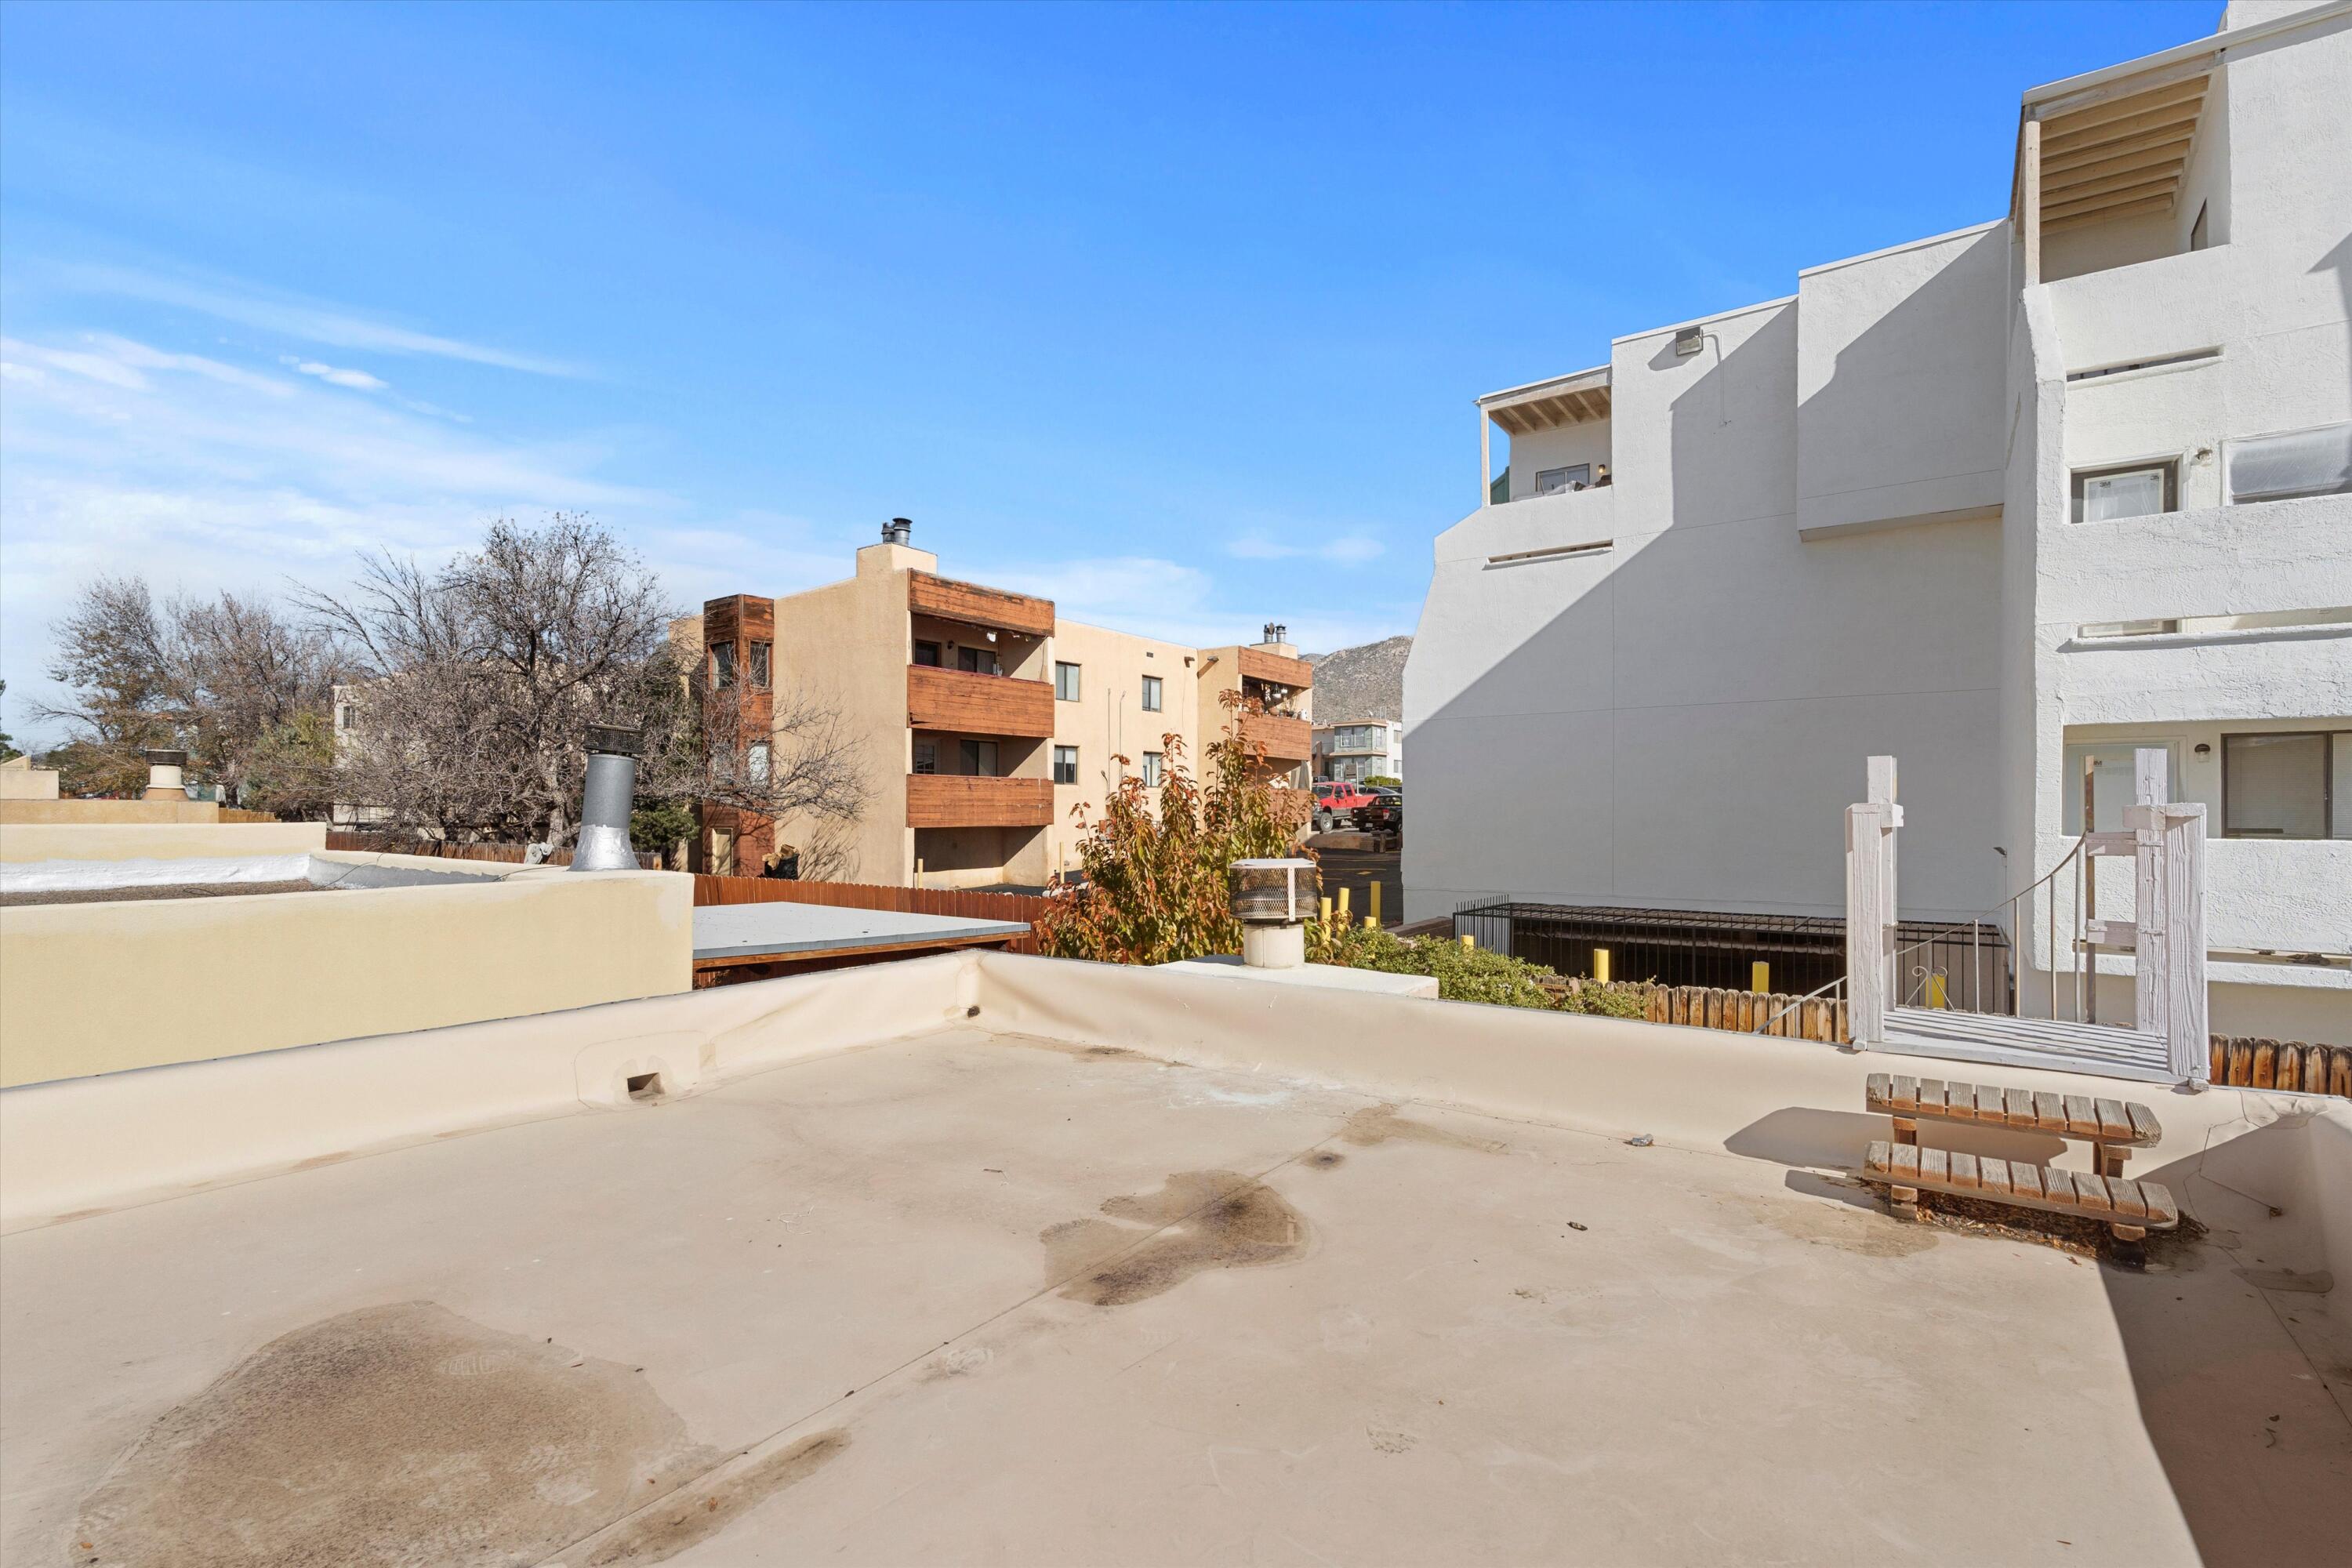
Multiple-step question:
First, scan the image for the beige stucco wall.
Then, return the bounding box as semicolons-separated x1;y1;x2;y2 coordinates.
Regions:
0;798;225;826
0;760;60;802
764;547;918;884
0;821;328;862
1046;619;1202;878
0;868;692;1088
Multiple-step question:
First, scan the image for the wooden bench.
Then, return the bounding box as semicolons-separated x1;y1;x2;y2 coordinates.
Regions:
1860;1140;2177;1240
1860;1073;2175;1243
1864;1072;2159;1178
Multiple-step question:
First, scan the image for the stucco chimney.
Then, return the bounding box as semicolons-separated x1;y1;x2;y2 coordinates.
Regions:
569;724;643;873
141;748;187;801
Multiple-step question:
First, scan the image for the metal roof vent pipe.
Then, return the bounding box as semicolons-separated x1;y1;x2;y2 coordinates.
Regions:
883;517;913;546
1230;856;1319;970
569;723;644;872
141;748;188;801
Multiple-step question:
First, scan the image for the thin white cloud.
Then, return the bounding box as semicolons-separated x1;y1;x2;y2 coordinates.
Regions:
283;356;390;392
0;330;659;740
52;261;579;376
1225;532;1385;564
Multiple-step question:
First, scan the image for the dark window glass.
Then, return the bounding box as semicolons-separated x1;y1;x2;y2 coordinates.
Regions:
750;641;771;688
1053;746;1078;785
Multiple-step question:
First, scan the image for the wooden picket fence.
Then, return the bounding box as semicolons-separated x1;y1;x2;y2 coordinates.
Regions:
2209;1036;2351;1097
1638;982;1849;1044
691;873;1049;955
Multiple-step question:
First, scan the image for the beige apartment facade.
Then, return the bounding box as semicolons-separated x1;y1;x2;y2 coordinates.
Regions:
686;521;1312;890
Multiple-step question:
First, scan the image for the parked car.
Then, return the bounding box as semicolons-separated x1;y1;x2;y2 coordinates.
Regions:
1355;789;1402;836
1312;780;1375;832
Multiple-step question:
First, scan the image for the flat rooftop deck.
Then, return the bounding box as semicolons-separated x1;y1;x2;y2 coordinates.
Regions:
5;1016;2344;1566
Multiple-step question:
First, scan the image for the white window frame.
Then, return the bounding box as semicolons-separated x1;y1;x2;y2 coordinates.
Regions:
1141;674;1162;713
1534;464;1592;496
2070;459;2176;524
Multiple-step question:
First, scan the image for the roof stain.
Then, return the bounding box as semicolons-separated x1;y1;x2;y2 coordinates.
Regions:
1044;1171;1310;1307
1338;1104;1508;1154
581;1430;849;1566
67;1301;713;1567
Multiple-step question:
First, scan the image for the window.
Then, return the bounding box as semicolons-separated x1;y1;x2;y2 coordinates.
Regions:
336;704;356;731
2227;423;2352;505
956;646;998;675
960;739;1000;777
913;741;937;775
2060;743;2177;834
1141;675;1162;713
1053;745;1078;785
712;641;737;688
913;640;942;667
748;741;771;784
2223;731;2350;840
2071;460;2176;523
749;641;771;689
1055;662;1081;701
1535;464;1592;495
1142;751;1164;787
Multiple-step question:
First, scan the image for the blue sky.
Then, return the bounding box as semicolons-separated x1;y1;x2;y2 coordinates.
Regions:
2;0;2216;743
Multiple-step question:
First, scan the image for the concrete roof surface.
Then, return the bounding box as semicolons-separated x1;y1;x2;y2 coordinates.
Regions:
5;1025;2344;1566
691;901;1029;960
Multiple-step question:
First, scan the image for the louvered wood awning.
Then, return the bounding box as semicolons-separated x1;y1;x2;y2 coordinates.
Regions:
1479;365;1611;436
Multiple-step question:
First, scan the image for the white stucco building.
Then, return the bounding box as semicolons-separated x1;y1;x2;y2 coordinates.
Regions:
1404;2;2350;1042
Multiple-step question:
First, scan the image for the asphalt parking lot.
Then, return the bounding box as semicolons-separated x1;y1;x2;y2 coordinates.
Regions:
1308;844;1401;924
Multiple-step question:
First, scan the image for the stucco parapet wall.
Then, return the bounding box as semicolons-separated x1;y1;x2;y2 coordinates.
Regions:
0;798;231;827
5;946;2332;1238
0;820;327;863
0;866;691;1088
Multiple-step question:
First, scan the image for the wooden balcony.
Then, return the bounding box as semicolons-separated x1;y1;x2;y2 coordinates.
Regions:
906;773;1055;829
1237;646;1315;690
907;666;1054;739
908;571;1054;638
1238;710;1312;762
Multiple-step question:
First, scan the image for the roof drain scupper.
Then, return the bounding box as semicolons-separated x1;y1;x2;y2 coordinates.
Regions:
569;723;644;873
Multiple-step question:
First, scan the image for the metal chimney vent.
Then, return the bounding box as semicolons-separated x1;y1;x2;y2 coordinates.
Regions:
1230;856;1319;969
570;722;644;873
883;517;913;545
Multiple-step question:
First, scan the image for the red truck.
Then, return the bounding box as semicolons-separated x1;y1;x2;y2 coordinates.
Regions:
1312;780;1377;832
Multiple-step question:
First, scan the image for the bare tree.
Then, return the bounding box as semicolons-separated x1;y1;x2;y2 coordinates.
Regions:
38;576;339;800
297;515;686;845
647;677;869;877
299;513;868;856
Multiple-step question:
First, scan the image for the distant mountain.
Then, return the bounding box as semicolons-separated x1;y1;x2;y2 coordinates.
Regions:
1303;635;1410;724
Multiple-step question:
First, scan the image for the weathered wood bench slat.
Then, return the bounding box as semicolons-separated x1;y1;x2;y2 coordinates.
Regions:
1948;1151;1979;1190
1857;1160;2177;1232
1920;1149;1949;1185
1979;1156;2012;1195
1865;1080;2162;1147
1918;1079;1947;1115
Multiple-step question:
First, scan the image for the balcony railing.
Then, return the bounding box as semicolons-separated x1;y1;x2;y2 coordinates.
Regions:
1238;710;1312;762
906;773;1055;829
908;572;1054;638
906;665;1054;739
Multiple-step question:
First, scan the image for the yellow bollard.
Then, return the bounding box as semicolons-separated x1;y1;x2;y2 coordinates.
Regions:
1363;913;1377;931
1369;882;1381;927
1320;895;1333;926
1461;933;1475;951
1594;948;1611;984
1338;887;1351;920
1751;961;1769;995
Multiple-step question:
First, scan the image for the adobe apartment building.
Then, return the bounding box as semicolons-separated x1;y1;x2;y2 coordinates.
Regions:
1405;1;2350;1040
686;522;1312;889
